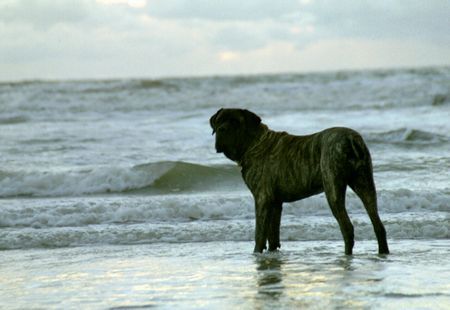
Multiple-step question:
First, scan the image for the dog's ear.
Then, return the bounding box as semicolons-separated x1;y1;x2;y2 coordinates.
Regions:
241;109;261;130
210;108;223;135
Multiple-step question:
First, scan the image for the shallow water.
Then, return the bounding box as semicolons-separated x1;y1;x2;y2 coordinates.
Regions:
1;240;449;309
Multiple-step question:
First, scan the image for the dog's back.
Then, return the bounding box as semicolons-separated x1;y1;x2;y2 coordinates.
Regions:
241;126;373;203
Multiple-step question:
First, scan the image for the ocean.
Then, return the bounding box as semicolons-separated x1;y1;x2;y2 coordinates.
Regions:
0;67;449;309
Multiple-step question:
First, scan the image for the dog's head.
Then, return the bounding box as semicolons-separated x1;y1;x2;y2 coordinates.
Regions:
210;108;262;162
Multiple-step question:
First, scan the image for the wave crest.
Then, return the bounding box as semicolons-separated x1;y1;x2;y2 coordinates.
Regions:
367;128;449;145
0;161;243;198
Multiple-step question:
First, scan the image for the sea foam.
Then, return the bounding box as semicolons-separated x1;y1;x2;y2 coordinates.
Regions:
0;212;448;250
0;188;448;230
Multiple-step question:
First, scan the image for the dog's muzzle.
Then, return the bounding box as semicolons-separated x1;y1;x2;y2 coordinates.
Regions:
215;142;224;153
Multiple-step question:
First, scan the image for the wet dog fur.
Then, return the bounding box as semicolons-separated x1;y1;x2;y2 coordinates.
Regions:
210;108;389;255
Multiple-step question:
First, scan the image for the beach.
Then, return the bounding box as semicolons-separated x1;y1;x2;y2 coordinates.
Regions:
1;67;449;308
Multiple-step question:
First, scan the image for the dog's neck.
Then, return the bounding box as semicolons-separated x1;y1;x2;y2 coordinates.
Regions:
237;123;271;167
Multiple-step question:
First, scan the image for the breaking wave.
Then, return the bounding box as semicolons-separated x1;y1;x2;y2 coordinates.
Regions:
0;188;448;249
0;115;29;125
367;128;449;145
1;210;448;250
1;159;449;200
0;161;243;198
1;189;448;229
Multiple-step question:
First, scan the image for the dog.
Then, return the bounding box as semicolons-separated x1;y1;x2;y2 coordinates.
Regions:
210;108;389;255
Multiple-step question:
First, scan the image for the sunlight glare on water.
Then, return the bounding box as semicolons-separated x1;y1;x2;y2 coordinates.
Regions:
1;240;449;309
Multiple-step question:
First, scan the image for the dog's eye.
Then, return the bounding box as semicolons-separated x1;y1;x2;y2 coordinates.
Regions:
218;123;232;133
217;127;226;133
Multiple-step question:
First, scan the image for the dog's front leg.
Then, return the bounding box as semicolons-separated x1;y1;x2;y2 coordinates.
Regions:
268;202;282;251
253;197;270;253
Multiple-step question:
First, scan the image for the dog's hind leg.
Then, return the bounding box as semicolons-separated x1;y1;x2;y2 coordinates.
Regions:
323;180;354;255
268;202;282;251
349;174;389;254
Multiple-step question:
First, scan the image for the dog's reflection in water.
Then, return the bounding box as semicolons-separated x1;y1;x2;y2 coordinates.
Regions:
255;253;285;299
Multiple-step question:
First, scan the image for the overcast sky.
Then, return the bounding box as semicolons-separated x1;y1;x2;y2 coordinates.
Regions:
1;0;450;81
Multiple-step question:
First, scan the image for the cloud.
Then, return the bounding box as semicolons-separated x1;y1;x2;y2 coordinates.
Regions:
0;2;215;80
198;38;450;75
143;0;450;54
0;0;92;29
97;0;147;8
0;0;155;64
0;0;449;81
146;0;302;21
211;23;274;52
307;0;450;43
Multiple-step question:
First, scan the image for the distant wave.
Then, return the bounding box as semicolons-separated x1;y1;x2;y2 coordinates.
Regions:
0;115;29;125
432;93;450;106
367;128;449;145
2;67;450;115
0;188;448;249
136;79;180;90
0;161;243;198
0;80;45;87
78;79;180;94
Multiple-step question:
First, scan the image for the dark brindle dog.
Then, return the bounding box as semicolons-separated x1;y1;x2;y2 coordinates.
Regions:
210;108;389;255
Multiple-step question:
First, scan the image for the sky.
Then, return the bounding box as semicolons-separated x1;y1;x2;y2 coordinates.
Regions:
1;0;450;81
